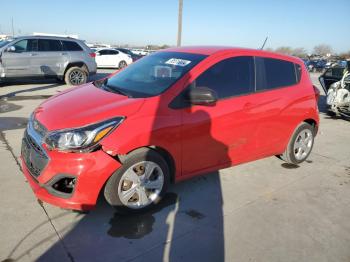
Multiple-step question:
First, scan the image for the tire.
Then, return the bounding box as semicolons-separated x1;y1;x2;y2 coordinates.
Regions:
64;66;88;86
281;122;314;165
104;148;170;214
118;60;127;69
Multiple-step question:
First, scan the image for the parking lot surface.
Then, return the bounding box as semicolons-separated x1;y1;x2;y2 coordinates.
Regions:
0;71;349;262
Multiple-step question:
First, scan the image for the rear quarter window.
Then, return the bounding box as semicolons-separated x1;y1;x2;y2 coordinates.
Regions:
256;57;297;91
62;41;83;51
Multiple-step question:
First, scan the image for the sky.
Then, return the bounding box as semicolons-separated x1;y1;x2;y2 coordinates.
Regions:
0;0;349;53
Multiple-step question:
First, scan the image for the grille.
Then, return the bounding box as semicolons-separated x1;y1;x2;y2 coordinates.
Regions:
22;131;49;178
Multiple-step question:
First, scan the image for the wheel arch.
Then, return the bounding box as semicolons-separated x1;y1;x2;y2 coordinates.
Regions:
303;118;318;135
64;62;88;76
116;145;176;184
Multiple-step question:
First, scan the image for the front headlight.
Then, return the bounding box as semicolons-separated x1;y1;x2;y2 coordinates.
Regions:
44;117;124;152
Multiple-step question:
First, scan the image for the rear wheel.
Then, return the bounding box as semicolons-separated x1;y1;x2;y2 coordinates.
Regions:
118;60;127;69
104;148;170;214
64;66;88;86
281;122;314;165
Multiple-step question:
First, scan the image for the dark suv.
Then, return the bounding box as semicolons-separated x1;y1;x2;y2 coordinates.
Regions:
0;35;97;85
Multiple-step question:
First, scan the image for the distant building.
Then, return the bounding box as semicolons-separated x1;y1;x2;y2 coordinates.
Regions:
0;34;11;40
86;43;111;48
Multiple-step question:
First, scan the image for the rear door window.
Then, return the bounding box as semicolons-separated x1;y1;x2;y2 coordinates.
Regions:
62;41;83;51
38;39;62;51
194;56;255;99
109;50;119;55
256;57;297;91
98;50;109;55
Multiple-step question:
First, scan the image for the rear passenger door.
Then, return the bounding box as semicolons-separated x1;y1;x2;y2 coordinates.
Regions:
178;56;260;175
95;50;110;67
253;57;300;156
107;50;120;67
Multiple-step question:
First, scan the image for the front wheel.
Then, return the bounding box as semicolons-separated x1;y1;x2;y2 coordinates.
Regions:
104;148;170;214
281;122;315;165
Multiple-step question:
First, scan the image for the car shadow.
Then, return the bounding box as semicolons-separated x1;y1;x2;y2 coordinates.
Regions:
0;72;110;100
33;171;225;262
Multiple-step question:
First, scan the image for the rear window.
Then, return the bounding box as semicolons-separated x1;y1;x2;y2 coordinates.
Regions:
62;41;83;51
256;57;297;91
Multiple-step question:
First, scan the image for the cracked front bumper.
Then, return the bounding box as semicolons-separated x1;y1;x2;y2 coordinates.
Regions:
21;147;121;210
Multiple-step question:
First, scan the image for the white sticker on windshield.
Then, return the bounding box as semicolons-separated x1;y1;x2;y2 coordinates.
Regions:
165;58;191;67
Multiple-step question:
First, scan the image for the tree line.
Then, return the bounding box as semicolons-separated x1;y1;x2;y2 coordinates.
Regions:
265;44;350;59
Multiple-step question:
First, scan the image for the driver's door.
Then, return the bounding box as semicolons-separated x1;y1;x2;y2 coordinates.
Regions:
1;39;33;77
176;56;258;176
319;67;344;94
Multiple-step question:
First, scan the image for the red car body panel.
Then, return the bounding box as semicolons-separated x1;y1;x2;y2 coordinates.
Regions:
21;47;319;210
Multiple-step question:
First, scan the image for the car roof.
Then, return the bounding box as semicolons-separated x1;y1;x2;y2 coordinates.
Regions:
12;35;82;42
162;46;302;64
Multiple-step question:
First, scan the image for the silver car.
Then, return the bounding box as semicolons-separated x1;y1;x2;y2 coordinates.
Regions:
0;35;97;85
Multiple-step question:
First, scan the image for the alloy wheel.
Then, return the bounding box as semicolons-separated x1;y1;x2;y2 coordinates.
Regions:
69;70;85;85
293;129;313;161
118;161;164;209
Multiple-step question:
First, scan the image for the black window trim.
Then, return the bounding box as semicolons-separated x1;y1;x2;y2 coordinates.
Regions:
38;39;63;52
254;56;301;93
169;55;302;109
61;40;83;52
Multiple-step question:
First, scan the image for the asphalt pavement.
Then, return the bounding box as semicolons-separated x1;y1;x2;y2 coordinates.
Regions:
0;71;349;262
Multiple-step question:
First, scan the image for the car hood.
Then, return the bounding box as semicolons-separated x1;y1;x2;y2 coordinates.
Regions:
34;83;145;131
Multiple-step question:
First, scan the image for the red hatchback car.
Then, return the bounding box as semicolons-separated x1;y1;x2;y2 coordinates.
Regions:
21;46;319;212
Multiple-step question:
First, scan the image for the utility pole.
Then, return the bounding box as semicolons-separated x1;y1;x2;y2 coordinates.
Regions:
177;0;183;47
11;17;14;37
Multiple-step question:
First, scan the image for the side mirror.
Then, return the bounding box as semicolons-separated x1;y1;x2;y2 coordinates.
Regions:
96;52;101;56
7;46;16;52
186;86;218;106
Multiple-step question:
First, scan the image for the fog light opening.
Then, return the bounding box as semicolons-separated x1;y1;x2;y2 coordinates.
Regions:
52;177;76;194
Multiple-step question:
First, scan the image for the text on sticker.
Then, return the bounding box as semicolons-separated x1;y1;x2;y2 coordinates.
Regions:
165;58;191;67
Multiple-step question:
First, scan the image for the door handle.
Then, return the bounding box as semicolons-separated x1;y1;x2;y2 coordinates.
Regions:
30;53;38;56
61;53;68;55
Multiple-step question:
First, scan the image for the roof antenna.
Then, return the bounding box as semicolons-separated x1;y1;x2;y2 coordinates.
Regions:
260;36;268;50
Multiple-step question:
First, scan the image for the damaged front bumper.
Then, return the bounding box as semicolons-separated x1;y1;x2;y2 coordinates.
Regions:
21;128;121;210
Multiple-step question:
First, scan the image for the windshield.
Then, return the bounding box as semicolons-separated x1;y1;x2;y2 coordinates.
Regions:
0;39;14;49
104;51;207;98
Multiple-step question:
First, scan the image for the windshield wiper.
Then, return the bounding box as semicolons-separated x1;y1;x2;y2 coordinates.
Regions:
104;79;131;98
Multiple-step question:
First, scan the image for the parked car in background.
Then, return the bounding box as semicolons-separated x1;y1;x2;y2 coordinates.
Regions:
95;48;133;69
319;66;345;93
115;48;143;62
0;35;97;85
21;46;319;213
131;49;149;56
319;63;350;119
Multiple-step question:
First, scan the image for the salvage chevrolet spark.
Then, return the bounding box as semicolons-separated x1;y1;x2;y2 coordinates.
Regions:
21;46;320;212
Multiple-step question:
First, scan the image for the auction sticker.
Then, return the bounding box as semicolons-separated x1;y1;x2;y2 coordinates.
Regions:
165;58;191;67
